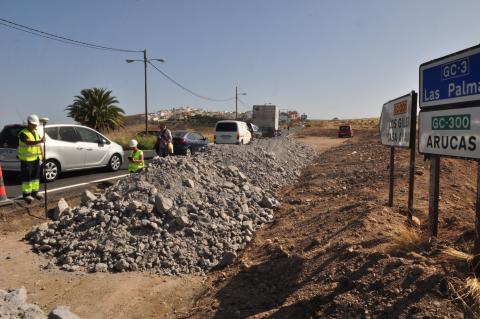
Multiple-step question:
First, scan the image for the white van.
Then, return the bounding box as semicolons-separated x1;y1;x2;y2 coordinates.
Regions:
214;120;252;145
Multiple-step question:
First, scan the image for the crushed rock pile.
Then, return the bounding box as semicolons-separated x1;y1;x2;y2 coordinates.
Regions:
0;287;79;319
27;137;312;274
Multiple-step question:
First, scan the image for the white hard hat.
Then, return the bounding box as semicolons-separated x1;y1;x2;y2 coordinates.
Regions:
129;139;138;147
27;114;40;125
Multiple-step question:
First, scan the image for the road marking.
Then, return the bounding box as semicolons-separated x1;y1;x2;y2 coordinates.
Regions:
11;173;129;200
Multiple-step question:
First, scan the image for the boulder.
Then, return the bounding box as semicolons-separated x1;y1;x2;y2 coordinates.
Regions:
155;195;174;214
52;198;69;221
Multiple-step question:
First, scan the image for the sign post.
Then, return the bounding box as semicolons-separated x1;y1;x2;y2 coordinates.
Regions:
419;44;480;246
428;156;440;237
389;147;395;207
380;92;417;215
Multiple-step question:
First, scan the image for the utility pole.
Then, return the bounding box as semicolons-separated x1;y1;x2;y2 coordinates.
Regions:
235;86;238;120
126;52;165;134
143;49;148;133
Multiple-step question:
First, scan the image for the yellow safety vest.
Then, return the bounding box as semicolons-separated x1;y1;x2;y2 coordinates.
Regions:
128;149;144;172
17;128;42;162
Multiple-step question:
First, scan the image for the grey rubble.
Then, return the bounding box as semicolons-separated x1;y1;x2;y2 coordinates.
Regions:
0;287;79;319
26;137;311;275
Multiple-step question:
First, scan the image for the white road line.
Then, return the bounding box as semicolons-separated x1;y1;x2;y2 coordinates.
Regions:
11;173;129;200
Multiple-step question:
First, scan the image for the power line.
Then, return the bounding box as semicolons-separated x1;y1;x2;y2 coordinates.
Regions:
148;61;236;102
0;17;142;53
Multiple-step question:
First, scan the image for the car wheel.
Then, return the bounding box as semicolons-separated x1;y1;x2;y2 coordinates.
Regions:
42;160;60;182
185;147;192;157
108;154;122;171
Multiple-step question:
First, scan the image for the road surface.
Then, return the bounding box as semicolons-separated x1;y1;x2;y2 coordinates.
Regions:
3;150;156;199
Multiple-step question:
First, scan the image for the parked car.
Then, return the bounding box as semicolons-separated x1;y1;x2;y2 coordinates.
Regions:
247;122;262;140
0;124;124;182
214;120;252;145
172;131;210;156
338;125;354;138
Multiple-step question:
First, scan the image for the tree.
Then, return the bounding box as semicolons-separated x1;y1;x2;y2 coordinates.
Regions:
66;88;125;132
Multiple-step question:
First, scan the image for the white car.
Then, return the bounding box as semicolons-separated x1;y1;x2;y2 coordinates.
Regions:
214;120;252;145
0;124;124;181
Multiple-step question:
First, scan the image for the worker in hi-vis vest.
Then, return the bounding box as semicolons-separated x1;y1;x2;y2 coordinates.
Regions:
17;114;45;203
128;139;144;173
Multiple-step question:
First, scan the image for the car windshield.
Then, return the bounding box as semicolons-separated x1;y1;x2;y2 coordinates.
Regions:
0;125;25;148
216;122;237;132
340;126;351;130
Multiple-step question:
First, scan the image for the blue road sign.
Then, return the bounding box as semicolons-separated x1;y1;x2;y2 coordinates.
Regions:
420;45;480;108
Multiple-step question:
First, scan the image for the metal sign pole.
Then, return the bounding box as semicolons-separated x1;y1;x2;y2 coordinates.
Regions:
475;161;480;253
388;146;395;207
428;156;440;237
43;122;47;217
407;91;418;220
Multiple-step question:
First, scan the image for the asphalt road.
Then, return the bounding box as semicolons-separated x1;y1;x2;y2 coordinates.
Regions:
3;150;156;199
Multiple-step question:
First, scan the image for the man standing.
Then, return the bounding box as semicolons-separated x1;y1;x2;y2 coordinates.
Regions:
156;123;172;157
18;114;44;203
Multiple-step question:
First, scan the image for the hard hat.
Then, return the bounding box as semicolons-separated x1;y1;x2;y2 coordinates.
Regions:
27;114;40;125
129;139;138;147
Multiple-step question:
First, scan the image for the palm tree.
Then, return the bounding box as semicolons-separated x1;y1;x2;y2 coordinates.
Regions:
66;88;125;132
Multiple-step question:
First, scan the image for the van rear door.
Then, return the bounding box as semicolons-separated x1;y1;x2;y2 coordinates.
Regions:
215;122;238;144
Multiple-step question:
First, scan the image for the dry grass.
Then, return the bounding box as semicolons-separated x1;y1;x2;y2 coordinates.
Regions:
449;277;480;318
386;225;429;256
442;247;473;264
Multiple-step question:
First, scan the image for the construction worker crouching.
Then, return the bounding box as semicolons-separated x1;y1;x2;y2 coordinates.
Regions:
128;139;144;173
18;114;45;204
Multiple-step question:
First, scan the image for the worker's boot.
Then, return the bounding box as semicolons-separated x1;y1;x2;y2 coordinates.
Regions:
23;195;34;204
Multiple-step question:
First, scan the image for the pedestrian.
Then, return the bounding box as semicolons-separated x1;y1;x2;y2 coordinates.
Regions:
155;123;173;157
17;114;45;204
128;139;144;173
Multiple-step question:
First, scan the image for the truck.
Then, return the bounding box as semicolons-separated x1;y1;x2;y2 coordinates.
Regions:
252;104;279;137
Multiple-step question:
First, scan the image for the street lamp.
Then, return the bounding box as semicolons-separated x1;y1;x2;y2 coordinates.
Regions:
235;86;247;119
126;49;165;133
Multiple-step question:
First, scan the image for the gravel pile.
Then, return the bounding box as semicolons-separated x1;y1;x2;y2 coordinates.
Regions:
0;287;79;319
27;137;312;274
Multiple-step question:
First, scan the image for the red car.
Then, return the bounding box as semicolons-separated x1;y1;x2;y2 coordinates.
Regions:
338;125;353;138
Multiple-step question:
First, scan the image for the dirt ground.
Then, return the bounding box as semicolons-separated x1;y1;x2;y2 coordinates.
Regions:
1;125;478;318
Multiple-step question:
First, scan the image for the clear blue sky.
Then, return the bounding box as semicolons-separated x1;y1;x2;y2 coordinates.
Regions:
1;0;479;127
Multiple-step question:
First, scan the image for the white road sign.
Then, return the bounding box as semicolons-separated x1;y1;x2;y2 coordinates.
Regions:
380;94;414;148
419;107;480;159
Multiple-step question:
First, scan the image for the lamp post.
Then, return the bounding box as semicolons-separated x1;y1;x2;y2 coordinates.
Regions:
235;86;247;119
126;49;165;133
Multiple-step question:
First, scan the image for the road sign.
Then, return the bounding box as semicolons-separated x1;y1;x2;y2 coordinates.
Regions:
380;93;415;148
419;106;480;159
420;45;480;108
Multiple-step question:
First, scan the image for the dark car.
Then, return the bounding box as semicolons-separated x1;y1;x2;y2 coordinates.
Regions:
338;125;354;138
172;131;210;156
247;123;262;140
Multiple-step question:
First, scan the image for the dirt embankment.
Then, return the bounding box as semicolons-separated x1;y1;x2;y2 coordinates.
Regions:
189;129;474;318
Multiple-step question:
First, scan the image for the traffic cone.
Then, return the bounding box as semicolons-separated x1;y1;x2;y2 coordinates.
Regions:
0;163;12;206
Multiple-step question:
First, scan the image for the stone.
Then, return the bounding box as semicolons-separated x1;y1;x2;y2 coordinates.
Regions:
94;263;108;272
176;215;190;227
81;190;96;205
5;286;27;304
260;195;275;209
155;195;174;214
218;251;237;267
53;198;69;221
48;305;80;319
183;179;195;188
115;259;130;272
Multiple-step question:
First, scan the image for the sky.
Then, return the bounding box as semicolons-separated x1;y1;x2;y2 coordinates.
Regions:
1;0;480;127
